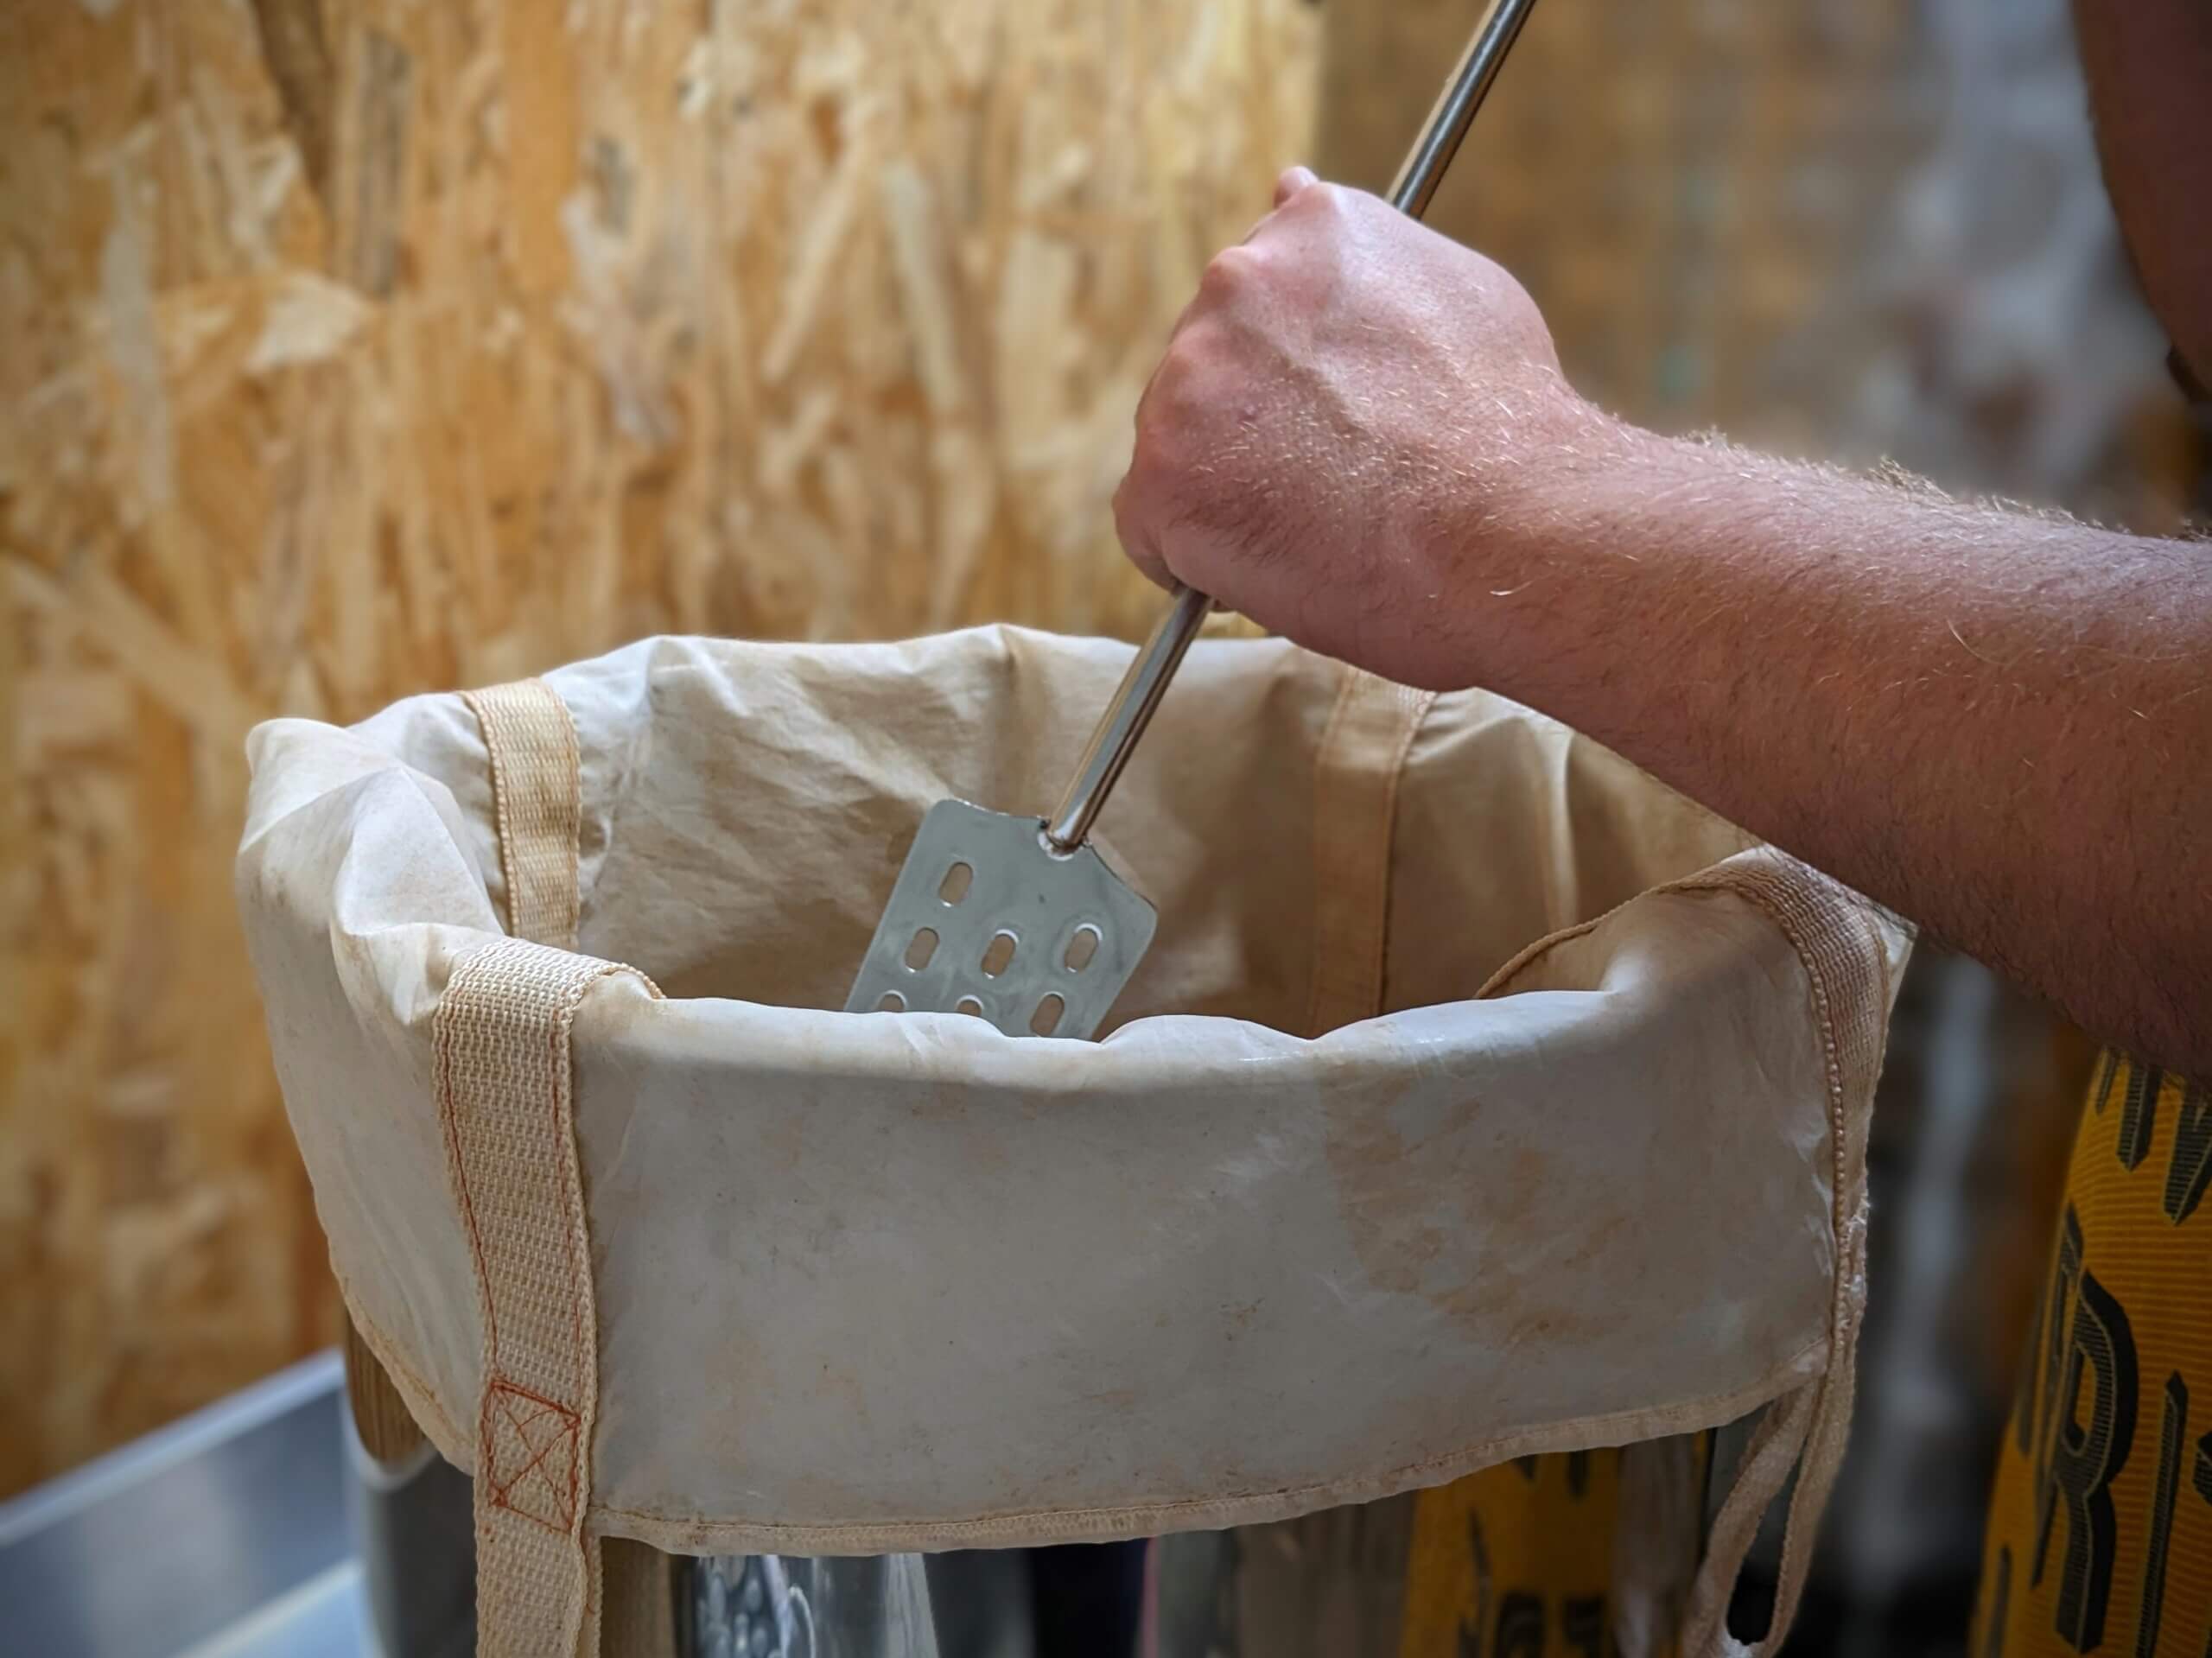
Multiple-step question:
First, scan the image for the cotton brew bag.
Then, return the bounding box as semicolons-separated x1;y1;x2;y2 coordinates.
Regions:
238;630;1908;1657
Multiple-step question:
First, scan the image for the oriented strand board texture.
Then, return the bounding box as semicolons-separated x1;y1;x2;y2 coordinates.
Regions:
0;0;1316;1495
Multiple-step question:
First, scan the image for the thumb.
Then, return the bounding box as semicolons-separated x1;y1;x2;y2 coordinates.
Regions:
1274;165;1319;208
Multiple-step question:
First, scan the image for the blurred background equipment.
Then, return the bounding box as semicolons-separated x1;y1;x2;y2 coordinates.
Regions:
2;0;2202;1654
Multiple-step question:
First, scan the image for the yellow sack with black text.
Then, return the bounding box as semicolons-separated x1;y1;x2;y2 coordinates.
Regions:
237;629;1910;1656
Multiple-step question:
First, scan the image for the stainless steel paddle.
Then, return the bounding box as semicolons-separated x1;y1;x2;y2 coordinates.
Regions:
847;0;1541;1039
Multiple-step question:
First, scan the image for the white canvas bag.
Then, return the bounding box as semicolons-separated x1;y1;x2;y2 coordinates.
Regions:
238;629;1909;1656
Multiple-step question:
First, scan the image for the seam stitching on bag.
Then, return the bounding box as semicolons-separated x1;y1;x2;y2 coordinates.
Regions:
580;1334;1830;1541
483;1380;583;1532
1370;685;1435;1018
434;954;609;1412
454;674;607;1651
1667;853;1883;1655
1479;846;1886;1656
436;939;648;1653
1304;672;1434;1035
1669;859;1875;1289
332;1274;469;1453
1303;665;1363;1036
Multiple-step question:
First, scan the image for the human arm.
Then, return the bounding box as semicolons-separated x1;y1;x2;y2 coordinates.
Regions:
1115;173;2212;1076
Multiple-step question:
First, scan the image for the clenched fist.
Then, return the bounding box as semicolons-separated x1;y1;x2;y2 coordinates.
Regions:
1114;168;1639;691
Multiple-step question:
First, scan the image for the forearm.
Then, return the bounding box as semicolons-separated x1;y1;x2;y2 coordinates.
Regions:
1466;430;2212;1075
1109;175;2209;1068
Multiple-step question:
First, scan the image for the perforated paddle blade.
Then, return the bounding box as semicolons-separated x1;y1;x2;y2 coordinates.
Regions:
845;799;1157;1039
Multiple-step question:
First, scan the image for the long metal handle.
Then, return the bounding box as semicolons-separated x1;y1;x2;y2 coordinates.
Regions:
1388;0;1541;219
1046;0;1541;852
1046;583;1211;848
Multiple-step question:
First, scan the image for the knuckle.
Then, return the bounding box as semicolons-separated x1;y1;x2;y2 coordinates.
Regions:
1150;334;1213;413
1126;399;1183;480
1137;372;1185;438
1111;472;1146;530
1296;180;1351;222
1199;244;1262;297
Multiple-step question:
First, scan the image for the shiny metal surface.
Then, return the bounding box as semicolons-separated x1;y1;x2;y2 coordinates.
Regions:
854;2;1535;1032
346;1407;474;1658
682;1553;944;1658
844;797;1157;1040
848;13;1546;1617
174;1563;365;1658
0;1350;358;1658
1385;0;1542;219
1043;583;1212;851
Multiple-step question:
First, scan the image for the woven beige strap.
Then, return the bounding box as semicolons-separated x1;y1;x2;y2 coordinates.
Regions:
463;679;583;950
1305;667;1435;1038
445;678;652;1658
1675;851;1887;1656
441;939;639;1658
1228;666;1433;1655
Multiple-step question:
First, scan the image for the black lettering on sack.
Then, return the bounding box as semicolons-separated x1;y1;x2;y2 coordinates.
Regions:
1562;1594;1606;1657
2164;1082;2211;1225
1495;1592;1546;1658
1983;1545;2012;1658
2135;1375;2187;1658
1458;1513;1495;1658
2034;1209;2087;1509
2092;1050;2122;1115
1516;1456;1539;1482
1567;1451;1591;1498
2119;1065;2165;1172
2032;1261;2139;1651
2017;1288;2047;1458
2195;1432;2212;1658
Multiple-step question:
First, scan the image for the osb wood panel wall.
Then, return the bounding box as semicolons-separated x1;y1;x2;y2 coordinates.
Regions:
10;0;2194;1503
0;0;1316;1495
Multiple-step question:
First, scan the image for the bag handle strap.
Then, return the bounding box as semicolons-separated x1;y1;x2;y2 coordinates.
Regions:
443;678;657;1658
466;680;585;951
1305;666;1434;1037
1225;666;1433;1640
1673;852;1885;1655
